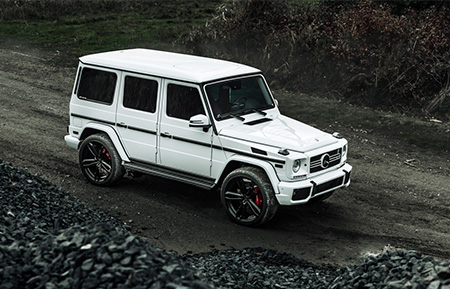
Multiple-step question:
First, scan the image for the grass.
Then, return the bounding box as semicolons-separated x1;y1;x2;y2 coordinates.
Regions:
0;1;217;65
0;15;200;63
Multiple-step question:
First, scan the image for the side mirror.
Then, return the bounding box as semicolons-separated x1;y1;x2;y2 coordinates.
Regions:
189;114;212;132
274;99;279;107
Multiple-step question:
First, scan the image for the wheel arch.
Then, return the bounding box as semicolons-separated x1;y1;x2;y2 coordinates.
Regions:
79;123;130;162
217;156;280;194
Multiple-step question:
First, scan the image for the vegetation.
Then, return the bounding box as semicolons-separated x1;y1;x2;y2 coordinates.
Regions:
185;0;450;121
0;0;449;150
2;0;449;121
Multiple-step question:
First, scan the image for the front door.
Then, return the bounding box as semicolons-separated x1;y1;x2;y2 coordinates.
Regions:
158;81;212;177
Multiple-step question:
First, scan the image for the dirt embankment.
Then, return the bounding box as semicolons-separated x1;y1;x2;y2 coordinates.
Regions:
1;40;449;266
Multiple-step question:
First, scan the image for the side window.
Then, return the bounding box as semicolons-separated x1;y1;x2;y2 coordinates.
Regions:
77;67;117;104
123;76;158;113
166;84;205;120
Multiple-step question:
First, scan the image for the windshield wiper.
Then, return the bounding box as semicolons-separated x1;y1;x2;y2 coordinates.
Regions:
217;106;270;121
217;113;245;121
249;108;267;116
240;107;267;117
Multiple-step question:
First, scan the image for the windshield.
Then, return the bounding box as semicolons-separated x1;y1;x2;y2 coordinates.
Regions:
205;75;275;120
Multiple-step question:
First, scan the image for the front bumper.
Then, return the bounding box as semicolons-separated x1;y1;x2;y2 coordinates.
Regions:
276;163;352;205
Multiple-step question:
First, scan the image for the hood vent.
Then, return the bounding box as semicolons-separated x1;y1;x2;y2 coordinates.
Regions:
244;118;272;126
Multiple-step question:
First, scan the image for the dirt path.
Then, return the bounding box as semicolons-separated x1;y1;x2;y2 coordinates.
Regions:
1;40;449;266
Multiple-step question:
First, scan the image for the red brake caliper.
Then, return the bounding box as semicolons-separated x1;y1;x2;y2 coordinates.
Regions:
102;148;111;160
254;188;262;206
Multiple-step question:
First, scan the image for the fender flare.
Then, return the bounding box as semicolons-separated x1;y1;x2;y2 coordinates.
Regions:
80;123;130;162
219;155;281;194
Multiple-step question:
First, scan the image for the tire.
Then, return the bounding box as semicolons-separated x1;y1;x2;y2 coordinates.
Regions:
79;133;125;186
221;167;279;226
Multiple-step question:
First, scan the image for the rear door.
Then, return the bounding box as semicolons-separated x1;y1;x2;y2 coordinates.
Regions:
116;73;161;163
158;80;213;177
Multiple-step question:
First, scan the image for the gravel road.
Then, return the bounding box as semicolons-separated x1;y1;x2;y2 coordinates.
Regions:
0;39;449;267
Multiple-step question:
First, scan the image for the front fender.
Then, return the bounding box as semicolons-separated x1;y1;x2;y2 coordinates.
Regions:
220;155;281;194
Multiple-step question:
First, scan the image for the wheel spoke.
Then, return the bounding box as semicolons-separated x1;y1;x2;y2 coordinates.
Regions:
100;160;111;173
93;166;101;181
235;202;245;220
224;191;244;201
236;178;248;193
81;158;97;168
95;167;108;181
247;199;261;216
86;142;98;158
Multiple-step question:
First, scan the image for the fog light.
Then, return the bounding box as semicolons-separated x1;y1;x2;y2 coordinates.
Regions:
293;188;310;201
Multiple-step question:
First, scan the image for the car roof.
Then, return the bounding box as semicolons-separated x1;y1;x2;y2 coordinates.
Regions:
79;48;261;83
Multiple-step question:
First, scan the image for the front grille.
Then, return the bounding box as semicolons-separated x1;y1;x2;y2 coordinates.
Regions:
310;148;342;173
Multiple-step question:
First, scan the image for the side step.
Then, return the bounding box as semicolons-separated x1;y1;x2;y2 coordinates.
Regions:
123;161;216;190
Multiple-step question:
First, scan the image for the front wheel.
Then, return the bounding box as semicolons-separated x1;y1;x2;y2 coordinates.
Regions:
221;167;279;226
79;133;125;186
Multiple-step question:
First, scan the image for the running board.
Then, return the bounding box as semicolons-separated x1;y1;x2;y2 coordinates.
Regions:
124;161;216;190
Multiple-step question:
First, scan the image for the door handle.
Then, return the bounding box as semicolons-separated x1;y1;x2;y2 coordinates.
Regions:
117;122;127;128
161;132;172;138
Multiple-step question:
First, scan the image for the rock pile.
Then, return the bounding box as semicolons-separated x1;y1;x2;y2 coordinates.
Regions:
183;248;339;288
184;248;450;289
0;161;211;289
1;160;449;289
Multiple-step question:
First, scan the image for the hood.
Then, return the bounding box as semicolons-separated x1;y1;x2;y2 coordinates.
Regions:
218;115;337;152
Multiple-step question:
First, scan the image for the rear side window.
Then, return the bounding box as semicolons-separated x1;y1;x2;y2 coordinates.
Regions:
123;76;158;113
166;84;205;120
77;67;117;104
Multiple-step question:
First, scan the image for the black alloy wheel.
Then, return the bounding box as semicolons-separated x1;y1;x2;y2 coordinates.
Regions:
79;133;124;186
221;167;278;226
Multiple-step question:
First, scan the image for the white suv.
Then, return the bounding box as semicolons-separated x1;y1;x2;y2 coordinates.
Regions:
64;49;352;226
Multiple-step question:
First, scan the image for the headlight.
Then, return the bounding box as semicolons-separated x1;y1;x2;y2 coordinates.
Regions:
292;159;301;173
342;144;347;157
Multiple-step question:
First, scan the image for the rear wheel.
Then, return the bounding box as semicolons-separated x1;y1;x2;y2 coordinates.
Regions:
221;167;279;226
79;133;125;186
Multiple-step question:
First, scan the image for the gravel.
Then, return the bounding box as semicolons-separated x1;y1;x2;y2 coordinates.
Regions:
1;160;449;289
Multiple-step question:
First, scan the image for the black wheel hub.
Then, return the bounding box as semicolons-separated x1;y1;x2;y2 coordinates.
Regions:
81;142;112;182
224;177;263;223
